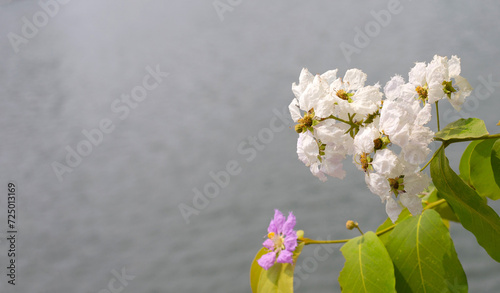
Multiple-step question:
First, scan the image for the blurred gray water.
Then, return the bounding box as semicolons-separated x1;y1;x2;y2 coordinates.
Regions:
0;0;499;292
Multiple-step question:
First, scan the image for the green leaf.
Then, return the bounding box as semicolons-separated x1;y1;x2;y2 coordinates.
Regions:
420;185;460;222
430;147;500;262
250;247;268;293
435;118;489;142
458;140;481;185
469;138;500;200
386;210;467;292
250;240;305;293
492;139;500;188
376;209;411;245
339;231;396;293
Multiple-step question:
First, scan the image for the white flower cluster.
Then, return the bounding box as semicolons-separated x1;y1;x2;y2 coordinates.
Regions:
289;55;471;222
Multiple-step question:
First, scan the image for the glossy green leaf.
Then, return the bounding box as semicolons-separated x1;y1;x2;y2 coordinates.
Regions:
430;147;500;262
434;118;489;142
339;231;396;293
458;140;481;185
376;209;411;245
420;185;459;222
250;247;268;293
386;210;467;292
470;139;500;200
250;240;305;293
492;139;500;188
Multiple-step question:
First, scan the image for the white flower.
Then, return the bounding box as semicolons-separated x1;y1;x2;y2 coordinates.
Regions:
372;149;403;177
353;125;380;155
409;62;427;87
379;99;434;152
385;197;403;223
288;98;302;122
379;100;415;147
384;75;406;101
349;84;383;115
365;148;429;221
408;55;472;110
292;68;314;100
291;68;339;119
330;69;382;117
403;171;430;195
401;124;434;165
398;172;430;216
296;130;347;181
364;173;402;222
297;132;319;168
314;120;353;155
365;172;390;201
320;150;347;180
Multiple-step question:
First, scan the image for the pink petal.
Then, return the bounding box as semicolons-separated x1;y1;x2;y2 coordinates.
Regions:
273;209;286;233
284;233;298;251
262;239;274;250
257;251;277;270
276;250;294;264
282;212;296;235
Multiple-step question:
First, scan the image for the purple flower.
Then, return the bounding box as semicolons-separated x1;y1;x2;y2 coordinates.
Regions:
257;209;298;270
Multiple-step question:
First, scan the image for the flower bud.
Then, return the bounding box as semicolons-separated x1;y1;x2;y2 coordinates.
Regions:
346;220;358;230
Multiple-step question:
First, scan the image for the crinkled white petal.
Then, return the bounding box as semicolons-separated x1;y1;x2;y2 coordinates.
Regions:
320;69;338;84
298;74;329;112
427;82;445;104
343;68;367;91
384;75;405;101
353;125;380;155
449;75;472;111
321;153;346;179
330;78;344;92
408;62;427;86
288;98;302;122
350;85;383;115
410;125;434;145
297;132;319;167
399;193;423;216
372;149;403;177
386;197;403;223
314;94;336;118
448;55;461;77
403;172;430;196
390;123;411;147
310;163;327;182
292;68;314;99
398;83;419;103
426;55;448;84
324;134;353;156
314;120;340;145
365;173;390;200
415;103;432;126
401;143;431;165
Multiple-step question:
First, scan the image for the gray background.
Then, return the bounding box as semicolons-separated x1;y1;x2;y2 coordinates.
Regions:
0;0;499;292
